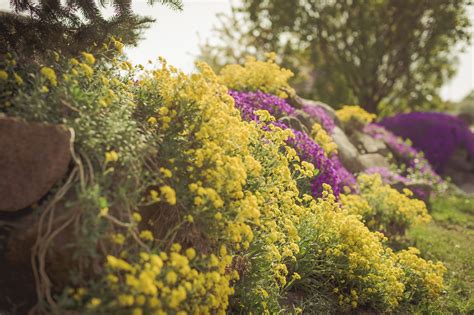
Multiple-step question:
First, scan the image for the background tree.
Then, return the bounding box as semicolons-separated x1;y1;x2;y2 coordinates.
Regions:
199;0;472;114
0;0;183;58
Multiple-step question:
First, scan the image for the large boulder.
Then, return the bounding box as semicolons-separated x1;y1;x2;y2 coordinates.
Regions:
358;153;391;170
0;117;71;212
332;126;363;172
351;131;389;155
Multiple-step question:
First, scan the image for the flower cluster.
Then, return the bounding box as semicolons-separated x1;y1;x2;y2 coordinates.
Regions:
380;112;474;173
302;103;336;133
341;174;431;237
228;90;295;121
363;124;442;187
336;105;376;127
69;245;236;314
218;52;295;98
310;123;338;156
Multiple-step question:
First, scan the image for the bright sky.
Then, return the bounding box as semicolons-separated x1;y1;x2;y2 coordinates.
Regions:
1;0;472;101
125;0;474;102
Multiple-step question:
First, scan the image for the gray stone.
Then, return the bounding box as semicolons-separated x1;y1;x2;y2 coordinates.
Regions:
0;117;71;211
351;131;388;154
358;153;391;170
332;126;363;172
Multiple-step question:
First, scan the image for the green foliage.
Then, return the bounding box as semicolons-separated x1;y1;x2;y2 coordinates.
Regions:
199;0;472;114
407;195;474;314
0;0;183;59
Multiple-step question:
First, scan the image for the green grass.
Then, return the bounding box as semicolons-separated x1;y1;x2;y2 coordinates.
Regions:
407;195;474;314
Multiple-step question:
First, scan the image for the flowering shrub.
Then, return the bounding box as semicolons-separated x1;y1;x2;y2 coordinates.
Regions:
0;48;445;314
218;52;295;98
396;247;446;304
341;174;431;237
290;186;405;312
380;112;474;173
363;124;442;188
336;105;376;127
302;104;336;133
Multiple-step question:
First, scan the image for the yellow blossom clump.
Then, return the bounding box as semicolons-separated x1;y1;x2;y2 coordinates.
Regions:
218;52;295;98
74;249;236;313
160;185;176;205
396;247;446;303
310;123;338;156
105;150;119;163
0;70;8;80
81;52;96;65
40;66;58;86
336;105;376;126
293;184;405;312
341;173;431;237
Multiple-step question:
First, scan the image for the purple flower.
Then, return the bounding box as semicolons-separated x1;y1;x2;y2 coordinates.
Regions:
379;112;474;173
363;123;441;184
301;104;336;133
230;90;343;197
365;167;410;185
229;90;295;121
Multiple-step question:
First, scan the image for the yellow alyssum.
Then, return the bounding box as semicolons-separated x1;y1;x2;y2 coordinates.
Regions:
311;123;338;156
218;52;295;98
336;105;376;125
40;66;58;86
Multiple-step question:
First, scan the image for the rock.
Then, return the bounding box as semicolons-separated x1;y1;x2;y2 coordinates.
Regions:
444;148;474;195
351;131;388;154
292;109;314;132
358;153;390;170
0;117;71;212
332;126;363;172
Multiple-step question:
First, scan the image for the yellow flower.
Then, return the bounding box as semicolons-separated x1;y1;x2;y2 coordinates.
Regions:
99;207;109;217
40;67;57;86
87;298;101;308
0;70;8;80
166;271;178;284
70;58;79;65
112;233;125;245
106;255;133;271
81;52;96;65
149;189;159;202
13;72;23;85
160;185;176;205
147;116;157;125
139;230;154;241
185;248;196;260
79;63;94;78
132;212;142;222
105;150;119;163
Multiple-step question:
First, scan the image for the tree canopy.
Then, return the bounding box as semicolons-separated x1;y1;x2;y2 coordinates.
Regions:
200;0;472;114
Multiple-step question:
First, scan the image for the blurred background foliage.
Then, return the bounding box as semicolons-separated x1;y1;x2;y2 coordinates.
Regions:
199;0;472;115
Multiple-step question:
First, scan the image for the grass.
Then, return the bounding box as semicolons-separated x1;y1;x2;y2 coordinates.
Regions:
407;194;474;314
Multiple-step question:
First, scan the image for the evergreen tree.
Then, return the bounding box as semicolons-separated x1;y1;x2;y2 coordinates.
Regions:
0;0;183;58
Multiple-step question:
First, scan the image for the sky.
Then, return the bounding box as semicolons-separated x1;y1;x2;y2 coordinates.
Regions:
1;0;473;102
124;0;474;102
